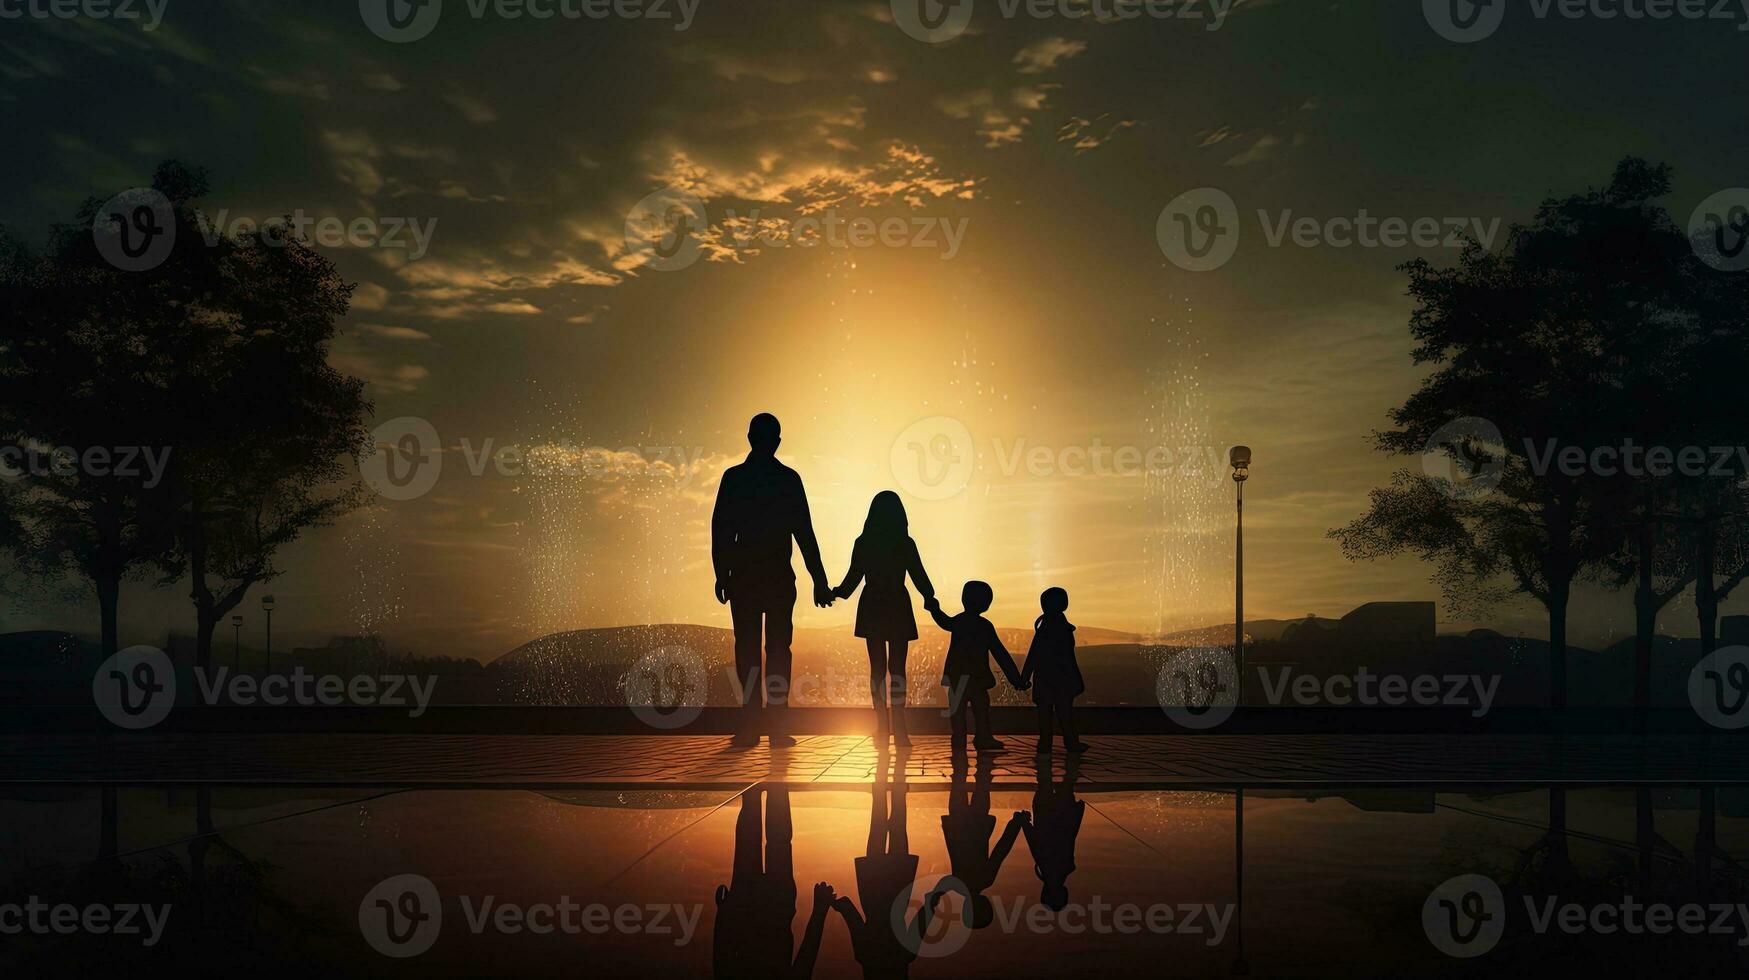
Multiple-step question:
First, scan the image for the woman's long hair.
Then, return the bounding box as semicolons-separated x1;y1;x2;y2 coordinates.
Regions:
858;490;909;553
1035;587;1074;632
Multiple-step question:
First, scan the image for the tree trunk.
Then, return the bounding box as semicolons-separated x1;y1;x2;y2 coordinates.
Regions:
1634;520;1655;709
1698;521;1719;656
195;606;216;672
1548;580;1570;710
189;515;214;670
96;573;120;658
94;497;124;656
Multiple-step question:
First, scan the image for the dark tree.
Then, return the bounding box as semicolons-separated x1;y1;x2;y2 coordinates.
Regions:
0;176;189;655
0;161;372;667
1671;272;1749;656
1333;159;1703;708
141;171;371;669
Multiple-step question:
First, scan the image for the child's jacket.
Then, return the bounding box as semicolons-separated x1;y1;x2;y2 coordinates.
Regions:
1020;619;1085;703
930;608;1020;691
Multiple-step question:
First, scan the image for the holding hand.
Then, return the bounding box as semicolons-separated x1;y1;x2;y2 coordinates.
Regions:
924;595;941;613
834;583;854;600
813;583;836;608
814;881;835;905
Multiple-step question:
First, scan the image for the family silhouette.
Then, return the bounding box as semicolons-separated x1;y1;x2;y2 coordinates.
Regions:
710;414;1090;755
710;755;1088;977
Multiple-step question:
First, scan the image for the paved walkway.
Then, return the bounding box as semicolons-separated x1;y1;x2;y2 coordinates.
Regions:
4;733;1747;787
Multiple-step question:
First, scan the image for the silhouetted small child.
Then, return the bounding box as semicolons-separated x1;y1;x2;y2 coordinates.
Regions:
940;758;1024;931
926;581;1023;753
1019;587;1088;754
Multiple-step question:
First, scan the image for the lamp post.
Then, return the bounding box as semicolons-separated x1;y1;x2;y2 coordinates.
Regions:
1230;446;1250;693
261;595;276;674
231;615;243;672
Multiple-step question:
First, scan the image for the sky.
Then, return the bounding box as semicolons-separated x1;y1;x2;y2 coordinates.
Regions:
2;0;1747;661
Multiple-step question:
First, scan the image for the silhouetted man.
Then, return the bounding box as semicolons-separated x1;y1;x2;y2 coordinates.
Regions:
713;784;833;979
712;413;834;747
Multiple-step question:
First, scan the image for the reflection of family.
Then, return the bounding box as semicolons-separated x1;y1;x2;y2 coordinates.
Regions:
712;756;1087;978
711;413;1088;754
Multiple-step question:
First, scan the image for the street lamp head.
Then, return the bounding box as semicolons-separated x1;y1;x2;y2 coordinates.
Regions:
261;595;276;611
1229;445;1251;483
231;615;243;627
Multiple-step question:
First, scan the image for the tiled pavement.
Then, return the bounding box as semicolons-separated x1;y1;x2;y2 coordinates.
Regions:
5;733;1748;787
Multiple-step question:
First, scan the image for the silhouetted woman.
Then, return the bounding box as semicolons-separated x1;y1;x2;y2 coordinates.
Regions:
833;753;941;978
835;491;935;746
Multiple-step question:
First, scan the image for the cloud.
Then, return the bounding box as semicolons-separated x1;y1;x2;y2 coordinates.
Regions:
1224;134;1282;167
1011;84;1059;111
359;324;431;341
329;350;428;395
1013;37;1087;74
444;92;499;124
1056;115;1136;153
352;281;391;311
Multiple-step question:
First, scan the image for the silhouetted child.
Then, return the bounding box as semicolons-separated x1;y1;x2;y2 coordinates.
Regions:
1021;758;1086;912
713;785;831;979
835;490;935;746
926;581;1023;753
940;757;1024;931
1019;587;1088;754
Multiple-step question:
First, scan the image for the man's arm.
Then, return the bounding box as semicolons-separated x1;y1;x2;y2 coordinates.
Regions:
791;472;833;606
711;469;736;603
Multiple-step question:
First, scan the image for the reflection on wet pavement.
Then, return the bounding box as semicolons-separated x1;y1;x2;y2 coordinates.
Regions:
6;762;1749;976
